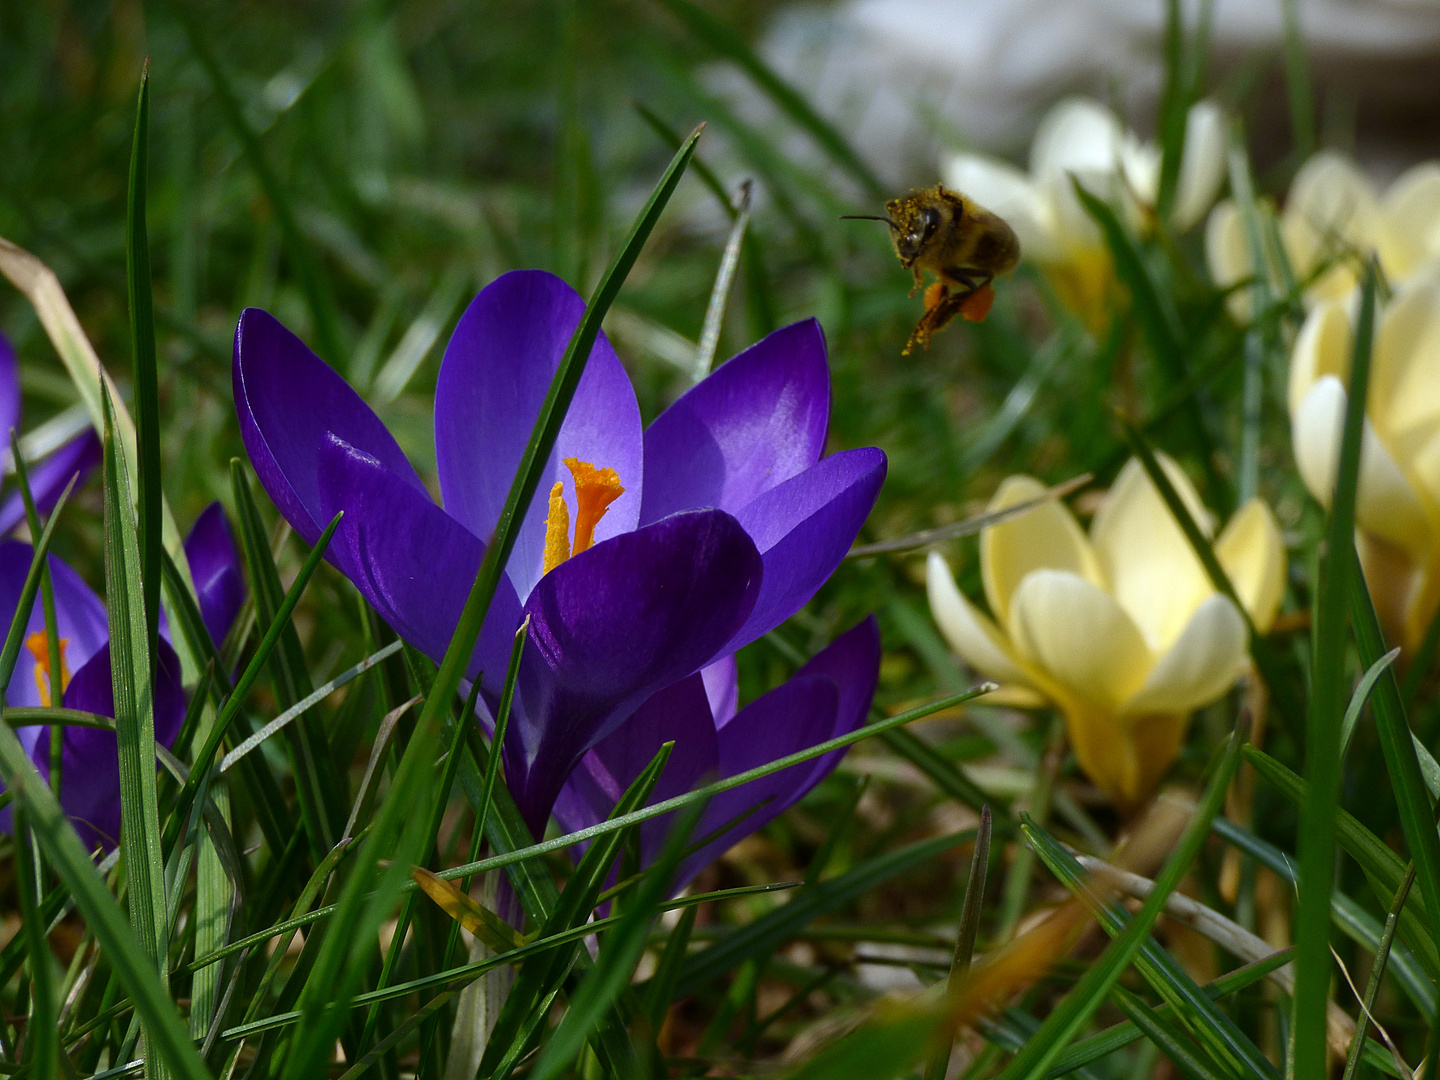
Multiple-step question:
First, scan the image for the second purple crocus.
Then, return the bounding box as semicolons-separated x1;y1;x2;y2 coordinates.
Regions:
233;270;887;836
0;503;245;851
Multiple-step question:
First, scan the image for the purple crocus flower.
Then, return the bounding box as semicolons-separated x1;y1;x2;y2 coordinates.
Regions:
552;616;881;890
0;503;244;851
0;331;102;536
233;269;886;836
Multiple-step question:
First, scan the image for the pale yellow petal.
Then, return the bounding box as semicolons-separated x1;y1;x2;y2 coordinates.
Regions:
943;154;1057;262
1206;200;1255;321
1282;151;1381;303
926;551;1037;690
1122;595;1247;714
1381;162;1440;279
1214;499;1288;633
1030;97;1126;181
1288;300;1351;420
1008;569;1153;715
1408;425;1440;518
1293;375;1433;560
1172;100;1227;232
1089;456;1213;653
980;476;1103;634
1377;282;1440;452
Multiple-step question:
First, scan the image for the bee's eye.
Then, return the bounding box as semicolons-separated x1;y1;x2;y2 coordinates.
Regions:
919;207;941;242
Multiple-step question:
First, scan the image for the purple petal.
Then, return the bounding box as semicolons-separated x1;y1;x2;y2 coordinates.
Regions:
639;320;830;524
233;308;425;545
0;333;19;444
434;271;643;601
0;542;109;715
678;673;840;887
316;435;523;692
780;616;881;797
0;430;101;538
36;639;187;852
725;447;886;652
551;673;718;859
184;502;245;650
701;656;739;728
505;509;761;832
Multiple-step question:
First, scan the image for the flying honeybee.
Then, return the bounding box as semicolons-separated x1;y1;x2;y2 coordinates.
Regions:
848;184;1021;355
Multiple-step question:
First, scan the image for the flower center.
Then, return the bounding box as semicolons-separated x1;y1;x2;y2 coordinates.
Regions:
542;457;626;575
26;631;71;708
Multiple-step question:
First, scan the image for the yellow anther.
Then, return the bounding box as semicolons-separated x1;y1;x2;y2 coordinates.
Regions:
26;631;71;708
564;458;625;556
542;481;571;575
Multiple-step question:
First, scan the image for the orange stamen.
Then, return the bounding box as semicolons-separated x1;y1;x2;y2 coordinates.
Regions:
564;458;625;556
26;631;71;708
542;481;571;575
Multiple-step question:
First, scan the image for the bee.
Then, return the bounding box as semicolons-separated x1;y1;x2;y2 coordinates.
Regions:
847;184;1020;354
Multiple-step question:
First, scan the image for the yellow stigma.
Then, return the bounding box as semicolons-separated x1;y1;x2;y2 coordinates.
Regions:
542;481;572;575
540;458;627;575
26;631;71;708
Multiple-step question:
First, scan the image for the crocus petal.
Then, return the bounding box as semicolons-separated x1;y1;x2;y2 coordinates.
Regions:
1376;280;1440;449
1282;151;1382;304
1206;201;1255;321
550;672;719;864
926;551;1035;690
1293;375;1434;560
1288;300;1352;420
639;320;829;524
1215;499;1287;633
1063;700;1186;807
315;435;522;691
184;502;244;651
0;430;102;539
980;476;1103;635
1171;100;1227;232
1122;594;1247;715
0;541;109;712
701;656;739;728
1381;162;1440;279
1008;569;1152;715
0;333;18;442
723;447;885;653
434;271;643;600
1030;97;1125;181
234;308;425;545
506;509;762;831
777;615;881;797
941;154;1056;261
43;639;188;852
1089;456;1213;653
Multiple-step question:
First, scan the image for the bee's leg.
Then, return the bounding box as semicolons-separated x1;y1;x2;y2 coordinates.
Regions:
908;266;925;298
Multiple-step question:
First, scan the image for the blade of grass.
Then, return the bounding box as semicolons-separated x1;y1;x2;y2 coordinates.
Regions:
1292;265;1376;1077
1155;0;1188;218
693;181;752;381
100;387;170;1078
925;805;991;1080
1109;985;1229;1080
1343;864;1416;1080
993;734;1243;1080
15;809;57;1078
126;64;162;669
1281;0;1315;161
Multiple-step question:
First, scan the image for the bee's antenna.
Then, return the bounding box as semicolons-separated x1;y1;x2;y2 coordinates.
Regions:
841;214;899;231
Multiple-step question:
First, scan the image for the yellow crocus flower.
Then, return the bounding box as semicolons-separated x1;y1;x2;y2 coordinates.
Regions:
1289;278;1440;652
927;456;1285;806
1208;150;1440;315
944;96;1227;323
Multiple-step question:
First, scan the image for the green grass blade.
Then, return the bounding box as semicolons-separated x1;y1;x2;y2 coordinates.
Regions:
1108;985;1229;1080
1281;0;1315;160
530;800;706;1080
1292;264;1376;1077
1343;864;1415;1080
125;64;161;668
656;0;885;201
1340;645;1401;754
230;460;342;856
994;734;1243;1080
926;805;992;1080
101;387;171;1076
14;809;57;1078
1155;0;1188;217
679;828;976;997
1345;542;1440;1080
